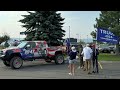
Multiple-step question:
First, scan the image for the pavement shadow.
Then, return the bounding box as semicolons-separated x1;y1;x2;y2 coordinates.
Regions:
13;60;68;72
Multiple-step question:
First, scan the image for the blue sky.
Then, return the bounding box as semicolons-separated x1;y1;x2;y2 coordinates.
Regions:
0;11;100;39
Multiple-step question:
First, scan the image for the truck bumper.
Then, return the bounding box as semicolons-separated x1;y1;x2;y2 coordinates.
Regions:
0;55;5;60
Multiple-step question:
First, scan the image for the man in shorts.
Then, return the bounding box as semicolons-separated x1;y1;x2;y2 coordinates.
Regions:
81;44;93;74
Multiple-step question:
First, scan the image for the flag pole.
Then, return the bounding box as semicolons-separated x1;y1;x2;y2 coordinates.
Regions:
95;29;97;56
69;26;70;41
93;30;97;72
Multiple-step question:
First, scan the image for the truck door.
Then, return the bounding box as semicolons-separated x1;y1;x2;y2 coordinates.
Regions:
33;42;47;59
40;42;47;56
23;42;36;59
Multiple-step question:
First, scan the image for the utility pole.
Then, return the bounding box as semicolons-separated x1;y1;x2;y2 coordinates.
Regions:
87;35;88;43
80;34;81;43
69;26;70;41
76;34;79;42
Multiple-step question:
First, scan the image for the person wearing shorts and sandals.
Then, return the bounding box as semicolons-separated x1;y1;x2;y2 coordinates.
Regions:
68;46;77;76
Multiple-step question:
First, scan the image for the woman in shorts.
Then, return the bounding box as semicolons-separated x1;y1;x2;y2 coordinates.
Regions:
68;46;77;76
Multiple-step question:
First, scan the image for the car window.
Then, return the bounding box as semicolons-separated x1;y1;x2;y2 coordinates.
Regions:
17;41;27;48
39;43;45;48
31;42;36;48
39;43;43;48
25;42;36;48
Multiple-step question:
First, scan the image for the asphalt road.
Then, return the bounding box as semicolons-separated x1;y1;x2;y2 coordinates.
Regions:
0;59;120;79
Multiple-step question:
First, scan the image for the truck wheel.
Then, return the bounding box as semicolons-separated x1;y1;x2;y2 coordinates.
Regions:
10;56;23;69
3;60;10;67
110;51;114;54
55;54;64;64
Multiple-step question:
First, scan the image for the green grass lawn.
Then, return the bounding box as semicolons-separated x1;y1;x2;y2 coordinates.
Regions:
64;53;120;61
98;53;120;61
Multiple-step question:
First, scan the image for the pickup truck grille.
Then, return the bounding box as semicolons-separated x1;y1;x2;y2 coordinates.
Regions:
0;50;4;55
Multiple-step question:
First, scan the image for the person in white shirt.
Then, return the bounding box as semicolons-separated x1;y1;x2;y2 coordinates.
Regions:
81;44;93;74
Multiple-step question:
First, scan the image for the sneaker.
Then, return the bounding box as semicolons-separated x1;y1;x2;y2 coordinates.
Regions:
81;66;83;69
77;66;80;69
96;71;99;73
92;71;95;73
88;72;92;74
83;69;86;71
68;73;72;75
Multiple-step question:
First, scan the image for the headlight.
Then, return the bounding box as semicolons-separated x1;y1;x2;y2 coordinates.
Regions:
99;48;102;50
0;51;3;55
1;50;6;55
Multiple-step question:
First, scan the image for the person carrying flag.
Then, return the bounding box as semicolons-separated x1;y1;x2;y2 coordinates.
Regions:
92;44;99;73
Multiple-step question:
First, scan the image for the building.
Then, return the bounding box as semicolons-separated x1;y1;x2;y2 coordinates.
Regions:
63;38;79;52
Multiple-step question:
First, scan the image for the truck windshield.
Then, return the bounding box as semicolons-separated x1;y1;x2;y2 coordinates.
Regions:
17;42;27;48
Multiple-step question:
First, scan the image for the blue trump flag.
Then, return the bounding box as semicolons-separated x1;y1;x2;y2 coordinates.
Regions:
97;28;119;44
65;38;70;54
66;38;70;47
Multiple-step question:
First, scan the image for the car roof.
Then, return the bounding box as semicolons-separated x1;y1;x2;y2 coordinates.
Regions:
23;41;46;42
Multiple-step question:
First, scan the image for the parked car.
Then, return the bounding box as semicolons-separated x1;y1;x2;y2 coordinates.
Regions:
98;45;116;53
98;46;111;53
108;46;116;53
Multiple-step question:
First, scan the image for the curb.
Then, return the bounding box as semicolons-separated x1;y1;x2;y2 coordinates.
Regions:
99;61;120;63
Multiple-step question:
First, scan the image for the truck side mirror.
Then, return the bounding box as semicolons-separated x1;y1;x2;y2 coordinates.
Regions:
26;45;30;48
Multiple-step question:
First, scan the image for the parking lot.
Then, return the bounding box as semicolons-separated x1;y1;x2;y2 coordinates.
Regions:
0;59;120;79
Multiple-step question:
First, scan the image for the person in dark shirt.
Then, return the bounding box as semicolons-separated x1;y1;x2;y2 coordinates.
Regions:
68;46;77;76
92;44;99;73
13;40;19;46
78;44;84;69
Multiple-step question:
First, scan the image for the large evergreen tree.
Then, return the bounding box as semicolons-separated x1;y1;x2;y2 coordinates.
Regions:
19;11;65;46
90;31;96;39
94;11;120;54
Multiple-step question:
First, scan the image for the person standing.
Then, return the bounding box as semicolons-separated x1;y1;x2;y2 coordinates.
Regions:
78;44;84;69
13;40;18;46
81;44;93;74
68;46;77;76
92;44;99;73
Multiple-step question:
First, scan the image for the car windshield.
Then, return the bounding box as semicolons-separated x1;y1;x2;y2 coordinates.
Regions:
17;41;27;48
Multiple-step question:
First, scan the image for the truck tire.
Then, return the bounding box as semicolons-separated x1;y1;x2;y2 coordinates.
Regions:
55;54;64;64
110;51;114;54
3;60;10;67
10;56;23;69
